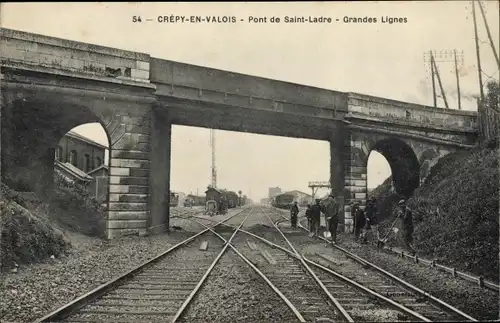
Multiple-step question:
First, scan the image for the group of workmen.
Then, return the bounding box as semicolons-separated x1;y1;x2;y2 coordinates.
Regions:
290;193;416;254
289;192;341;243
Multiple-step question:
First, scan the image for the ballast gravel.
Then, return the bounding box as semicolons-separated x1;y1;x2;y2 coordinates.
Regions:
271;207;499;321
179;248;299;323
337;233;499;321
0;208;237;323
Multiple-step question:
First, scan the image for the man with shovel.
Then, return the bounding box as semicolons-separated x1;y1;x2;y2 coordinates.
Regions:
380;199;416;255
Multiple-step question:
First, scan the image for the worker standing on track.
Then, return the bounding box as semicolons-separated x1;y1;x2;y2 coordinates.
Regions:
290;201;299;229
361;197;381;245
323;193;340;244
394;199;416;255
309;199;322;238
305;204;312;231
352;202;365;241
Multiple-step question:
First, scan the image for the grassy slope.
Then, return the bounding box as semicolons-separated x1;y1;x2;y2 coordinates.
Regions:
1;174;106;271
0;183;70;270
369;146;499;281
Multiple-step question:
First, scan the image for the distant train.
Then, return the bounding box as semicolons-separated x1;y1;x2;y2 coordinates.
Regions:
225;191;239;209
170;192;179;207
271;193;295;210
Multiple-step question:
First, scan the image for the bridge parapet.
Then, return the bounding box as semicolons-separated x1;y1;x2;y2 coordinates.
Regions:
0;28;152;86
346;92;478;132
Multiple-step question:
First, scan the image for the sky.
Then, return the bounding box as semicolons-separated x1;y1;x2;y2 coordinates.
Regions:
2;2;499;201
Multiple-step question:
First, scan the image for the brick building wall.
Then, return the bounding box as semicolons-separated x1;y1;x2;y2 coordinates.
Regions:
55;131;107;172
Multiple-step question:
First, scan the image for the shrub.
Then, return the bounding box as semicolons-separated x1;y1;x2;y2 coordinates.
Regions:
411;147;499;280
1;183;70;271
50;172;106;237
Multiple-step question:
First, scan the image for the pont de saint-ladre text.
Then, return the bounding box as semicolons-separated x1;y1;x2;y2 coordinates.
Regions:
278;16;408;24
250;16;408;24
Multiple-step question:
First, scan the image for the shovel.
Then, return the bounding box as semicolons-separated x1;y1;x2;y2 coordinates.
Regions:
379;217;399;248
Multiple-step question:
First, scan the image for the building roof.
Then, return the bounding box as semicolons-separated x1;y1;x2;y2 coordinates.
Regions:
66;131;108;150
284;190;312;197
86;164;109;176
55;161;93;182
205;187;222;194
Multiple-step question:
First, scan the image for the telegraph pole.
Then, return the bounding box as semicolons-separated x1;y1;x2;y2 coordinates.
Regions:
424;50;464;109
476;0;500;71
210;129;217;188
432;56;450;109
454;50;462;110
472;0;485;102
430;51;437;107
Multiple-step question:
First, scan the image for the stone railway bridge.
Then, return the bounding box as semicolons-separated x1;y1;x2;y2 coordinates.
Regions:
0;29;477;238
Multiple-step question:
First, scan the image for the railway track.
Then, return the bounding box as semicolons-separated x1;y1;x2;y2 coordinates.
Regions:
188;208;450;322
35;205;479;323
34;208;252;323
232;233;338;322
265;206;478;322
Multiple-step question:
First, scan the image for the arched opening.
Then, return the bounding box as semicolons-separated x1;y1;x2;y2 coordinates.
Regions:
56;123;110;204
367;138;420;198
367;150;392;194
1;95;112;238
1;97;111;203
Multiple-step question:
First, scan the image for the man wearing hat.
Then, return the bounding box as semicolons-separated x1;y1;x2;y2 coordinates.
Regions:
323;192;340;243
352;201;365;241
309;199;322;238
290;201;299;229
395;199;416;255
361;197;380;244
305;203;312;231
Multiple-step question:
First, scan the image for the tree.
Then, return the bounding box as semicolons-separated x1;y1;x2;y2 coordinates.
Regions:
238;190;242;206
485;80;500;111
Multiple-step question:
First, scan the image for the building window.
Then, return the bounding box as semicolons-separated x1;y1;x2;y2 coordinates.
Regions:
69;150;78;167
95;157;102;167
84;154;91;172
55;146;63;161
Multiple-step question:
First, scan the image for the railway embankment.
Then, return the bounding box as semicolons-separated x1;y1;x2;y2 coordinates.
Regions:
0;178;212;323
370;144;499;283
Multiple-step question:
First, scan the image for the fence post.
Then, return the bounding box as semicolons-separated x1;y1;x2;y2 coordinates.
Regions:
95;176;99;198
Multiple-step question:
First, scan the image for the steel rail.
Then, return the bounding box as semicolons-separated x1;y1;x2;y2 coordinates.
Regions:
187;217;307;322
297;211;499;291
230;220;432;322
301;254;431;322
270;207;478;322
259;206;355;323
34;208;248;323
170;207;254;323
188;212;438;322
369;241;500;292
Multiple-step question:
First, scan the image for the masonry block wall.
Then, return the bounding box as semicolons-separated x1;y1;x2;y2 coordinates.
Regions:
0;29;151;85
105;109;151;239
341;131;369;233
148;109;172;234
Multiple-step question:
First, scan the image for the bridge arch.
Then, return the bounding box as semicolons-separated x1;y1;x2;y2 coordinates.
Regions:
1;96;112;201
366;137;420;198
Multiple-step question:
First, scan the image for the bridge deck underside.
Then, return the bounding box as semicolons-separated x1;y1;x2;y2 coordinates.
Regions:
158;97;341;141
